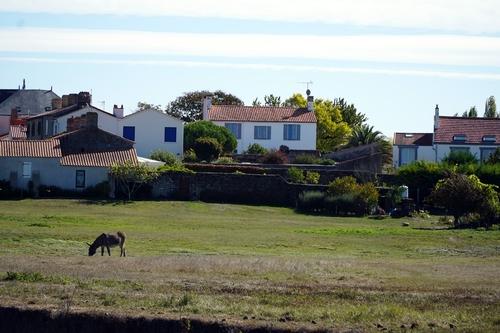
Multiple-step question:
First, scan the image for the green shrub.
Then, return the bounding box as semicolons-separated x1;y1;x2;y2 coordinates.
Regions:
305;171;320;184
245;143;268;155
157;164;194;174
296;191;325;213
259;149;288;164
193;137;223;162
184;121;237;153
150;150;181;166
319;158;336;166
428;173;499;227
443;150;478;165
213;156;235;164
293;154;319;164
325;193;360;215
328;176;358;196
5;271;45;282
182;149;197;163
184;163;266;174
486;148;500;164
288;167;305;183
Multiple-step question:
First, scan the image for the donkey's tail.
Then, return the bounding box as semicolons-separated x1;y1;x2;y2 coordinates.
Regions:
117;231;126;245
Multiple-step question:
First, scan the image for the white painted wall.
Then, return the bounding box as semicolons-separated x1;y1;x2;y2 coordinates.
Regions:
393;145;435;167
213;121;317;153
118;110;184;158
54;106;118;134
435;144;499;162
0;157;109;190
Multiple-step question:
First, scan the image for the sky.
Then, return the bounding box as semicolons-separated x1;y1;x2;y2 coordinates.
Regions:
0;0;499;137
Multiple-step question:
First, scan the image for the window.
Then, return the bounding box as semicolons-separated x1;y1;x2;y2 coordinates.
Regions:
480;148;497;162
399;147;417;166
225;123;241;139
123;126;135;141
482;135;496;143
75;170;86;188
452;134;467;142
37;121;42;136
254;126;271;140
22;162;32;179
283;124;301;140
164;127;177;142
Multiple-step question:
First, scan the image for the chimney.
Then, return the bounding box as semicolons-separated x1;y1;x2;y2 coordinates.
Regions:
52;97;62;110
10;108;18;125
202;96;212;120
434;104;440;129
22;79;26;90
113;104;124;118
306;89;314;112
85;112;98;129
77;91;92;106
67;116;82;132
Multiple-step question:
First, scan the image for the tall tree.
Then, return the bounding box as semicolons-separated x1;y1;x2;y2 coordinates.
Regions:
333;98;367;129
283;93;307;108
166;90;243;122
314;98;352;151
462;106;478;118
347;124;393;165
136;102;163;112
484;96;498;118
263;94;282;107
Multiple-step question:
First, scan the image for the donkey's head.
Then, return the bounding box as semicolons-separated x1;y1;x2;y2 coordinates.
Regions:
87;242;96;256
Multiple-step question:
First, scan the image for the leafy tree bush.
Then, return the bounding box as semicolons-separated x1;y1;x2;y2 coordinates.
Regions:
182;149;197;163
396;161;448;203
293;154;319;164
184;163;266;174
296;191;326;213
287;167;305;183
184;121;237;153
259;149;288;164
213;156;235;164
486;148;500;164
157;164;194;174
328;176;358;196
245;143;268;155
193;137;222;162
305;171;320;184
442;150;478;165
110;161;159;200
428;173;499;227
150;150;180;166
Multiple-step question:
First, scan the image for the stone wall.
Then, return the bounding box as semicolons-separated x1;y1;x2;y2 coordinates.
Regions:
152;172;327;206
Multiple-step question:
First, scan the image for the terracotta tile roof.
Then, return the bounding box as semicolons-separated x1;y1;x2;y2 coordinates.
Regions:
434;116;500;144
0;140;61;157
0;128;137;167
393;133;433;146
208;105;317;123
9;125;27;140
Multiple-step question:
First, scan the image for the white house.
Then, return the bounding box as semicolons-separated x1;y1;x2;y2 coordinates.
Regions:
393;105;500;167
25;93;184;158
203;97;317;153
0;115;137;192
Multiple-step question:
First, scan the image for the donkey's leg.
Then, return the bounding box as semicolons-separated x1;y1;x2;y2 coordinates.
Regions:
107;246;111;256
101;246;104;256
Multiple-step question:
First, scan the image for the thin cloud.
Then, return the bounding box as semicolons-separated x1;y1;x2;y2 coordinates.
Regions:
1;56;499;81
1;27;500;67
1;0;499;34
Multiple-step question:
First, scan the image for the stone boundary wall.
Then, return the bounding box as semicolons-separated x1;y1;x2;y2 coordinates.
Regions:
152;172;327;206
0;306;327;333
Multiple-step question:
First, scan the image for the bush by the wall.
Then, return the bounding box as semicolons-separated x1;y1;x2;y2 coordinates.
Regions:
193;137;222;162
245;143;268;155
184;120;237;153
328;176;358;196
259;149;288;164
213;156;236;164
293;154;319;164
287;167;305;183
442;150;478;165
182;149;197;163
305;171;320;184
150;150;180;166
296;191;326;213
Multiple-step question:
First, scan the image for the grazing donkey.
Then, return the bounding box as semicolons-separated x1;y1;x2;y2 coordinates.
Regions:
87;231;126;257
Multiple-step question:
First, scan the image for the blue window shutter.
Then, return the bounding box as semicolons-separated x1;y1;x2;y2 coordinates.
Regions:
123;126;135;141
164;127;177;142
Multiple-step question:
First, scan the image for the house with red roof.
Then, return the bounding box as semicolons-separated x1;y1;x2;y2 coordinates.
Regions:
0;112;137;193
393;105;500;167
202;96;317;153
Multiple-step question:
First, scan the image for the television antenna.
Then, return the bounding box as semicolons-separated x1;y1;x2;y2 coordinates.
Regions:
298;81;313;95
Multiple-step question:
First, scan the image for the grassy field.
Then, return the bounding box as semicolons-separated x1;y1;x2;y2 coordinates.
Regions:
0;199;499;332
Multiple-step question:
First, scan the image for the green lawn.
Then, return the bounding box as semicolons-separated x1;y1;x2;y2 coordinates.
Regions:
0;199;499;332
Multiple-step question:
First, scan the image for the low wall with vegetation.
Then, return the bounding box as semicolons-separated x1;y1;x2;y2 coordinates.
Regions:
153;172;327;206
0;306;324;333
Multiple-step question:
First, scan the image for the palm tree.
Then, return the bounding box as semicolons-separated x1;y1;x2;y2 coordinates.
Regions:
348;124;392;165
